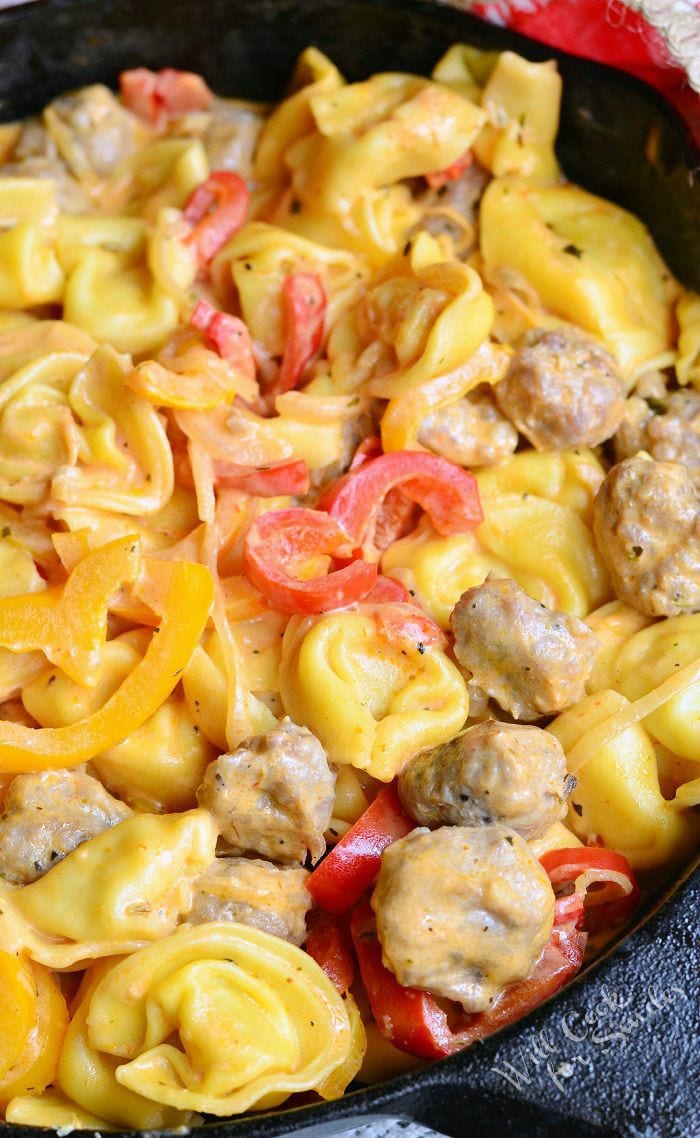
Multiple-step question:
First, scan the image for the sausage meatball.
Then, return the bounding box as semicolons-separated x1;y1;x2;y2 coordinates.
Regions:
372;826;554;1012
615;389;700;490
0;119;91;213
197;718;335;865
0;155;91;213
201;99;266;179
189;856;311;945
450;577;600;720
417;386;518;468
592;454;700;616
45;85;141;179
0;768;131;885
399;720;573;839
495;328;626;450
421;157;489;212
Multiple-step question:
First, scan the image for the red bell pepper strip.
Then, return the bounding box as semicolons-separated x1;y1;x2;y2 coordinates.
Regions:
305;909;355;994
540;847;640;933
243;507;377;615
273;273;327;395
213;457;310;497
372;602;444;653
120;68;213;124
308;783;414;914
351;903;586;1060
349;436;383;471
553;892;585;927
120;69;160;122
363;576;444;649
156;68;214;114
350;902;460;1060
453;922;587;1046
424;148;474;190
320;451;483;560
190;299;256;377
184;172;249;266
328;443;420;554
364;575;411;604
372;488;420;553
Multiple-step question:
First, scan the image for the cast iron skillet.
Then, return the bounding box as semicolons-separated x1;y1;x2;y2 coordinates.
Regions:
0;2;698;1136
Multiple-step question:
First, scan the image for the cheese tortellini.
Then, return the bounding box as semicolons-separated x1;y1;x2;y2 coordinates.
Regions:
480;179;679;382
65;923;360;1120
279;607;469;780
605;614;700;762
0;810;217;967
382;448;610;627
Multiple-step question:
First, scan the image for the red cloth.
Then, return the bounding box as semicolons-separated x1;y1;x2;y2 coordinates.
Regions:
471;0;700;146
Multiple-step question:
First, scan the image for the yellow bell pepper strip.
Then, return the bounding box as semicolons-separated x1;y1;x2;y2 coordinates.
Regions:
126;357;242;411
0;958;68;1108
126;301;258;411
0;536;140;686
0;951;37;1081
0;557;214;773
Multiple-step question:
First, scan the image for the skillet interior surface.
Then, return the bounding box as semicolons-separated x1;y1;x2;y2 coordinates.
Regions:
0;1;697;1136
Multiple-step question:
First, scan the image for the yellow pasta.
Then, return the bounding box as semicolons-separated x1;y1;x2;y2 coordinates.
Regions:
57;959;198;1129
90;695;216;813
480;178;678;381
5;1090;118;1131
104;138;209;216
474;51;562;182
430;43;488;102
279;608;469;780
675;290;700;387
549;690;698;869
604;614;700;763
63;251;180;353
0;810;217;967
382;448;609;626
330;234;494;397
290;74;485;214
84;922;359;1115
254;47;344;183
216;221;367;354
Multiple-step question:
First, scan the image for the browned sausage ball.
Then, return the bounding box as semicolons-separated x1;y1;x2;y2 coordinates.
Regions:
450;576;600;720
0;768;131;884
399;720;573;839
418;386;518;467
495;327;625;450
592;454;700;616
372;825;554;1012
189;857;311;945
615;389;700;490
197;718;335;864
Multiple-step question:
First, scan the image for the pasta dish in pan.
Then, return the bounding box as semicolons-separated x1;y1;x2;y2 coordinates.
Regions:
0;43;697;1128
